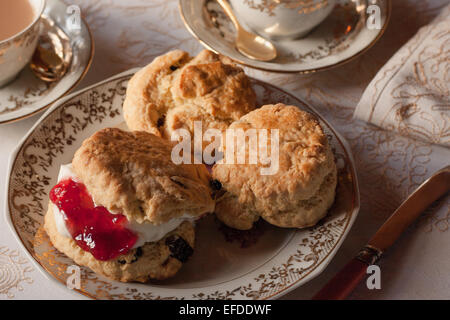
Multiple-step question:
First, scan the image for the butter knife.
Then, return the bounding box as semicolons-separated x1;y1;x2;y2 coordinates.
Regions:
312;165;450;300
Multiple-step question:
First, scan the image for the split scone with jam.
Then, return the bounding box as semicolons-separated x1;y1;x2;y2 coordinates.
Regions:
44;128;215;282
212;104;337;230
123;49;256;149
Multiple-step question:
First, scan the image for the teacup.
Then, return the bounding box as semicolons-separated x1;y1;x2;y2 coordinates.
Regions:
229;0;336;40
0;0;46;87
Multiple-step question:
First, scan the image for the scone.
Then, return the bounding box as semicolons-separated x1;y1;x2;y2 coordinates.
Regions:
44;128;215;282
212;104;337;230
123;49;256;148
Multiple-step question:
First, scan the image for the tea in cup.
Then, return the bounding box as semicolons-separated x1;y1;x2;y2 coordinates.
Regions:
0;0;46;87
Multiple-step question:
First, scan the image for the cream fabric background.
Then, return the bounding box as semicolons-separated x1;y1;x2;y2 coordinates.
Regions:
0;0;449;299
354;4;449;147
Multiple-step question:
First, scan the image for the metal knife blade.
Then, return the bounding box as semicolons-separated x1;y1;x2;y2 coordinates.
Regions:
368;165;450;253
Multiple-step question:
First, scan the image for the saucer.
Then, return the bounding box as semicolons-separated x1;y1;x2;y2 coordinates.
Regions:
179;0;391;73
0;0;94;124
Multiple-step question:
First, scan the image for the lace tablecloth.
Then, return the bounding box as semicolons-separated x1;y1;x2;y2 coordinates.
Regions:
0;0;448;300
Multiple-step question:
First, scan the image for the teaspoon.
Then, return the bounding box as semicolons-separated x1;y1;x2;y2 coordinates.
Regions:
216;0;277;62
30;16;72;82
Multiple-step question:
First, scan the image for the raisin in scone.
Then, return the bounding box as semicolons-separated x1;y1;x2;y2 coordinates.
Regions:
123;49;256;147
212;104;337;230
44;128;215;282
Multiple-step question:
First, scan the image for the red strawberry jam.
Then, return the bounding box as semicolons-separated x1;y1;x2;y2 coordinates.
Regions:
49;178;137;261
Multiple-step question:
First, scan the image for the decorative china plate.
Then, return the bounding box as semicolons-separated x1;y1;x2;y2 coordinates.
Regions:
179;0;391;73
5;69;360;300
0;0;94;124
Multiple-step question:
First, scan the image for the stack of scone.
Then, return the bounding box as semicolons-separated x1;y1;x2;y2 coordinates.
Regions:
45;49;337;283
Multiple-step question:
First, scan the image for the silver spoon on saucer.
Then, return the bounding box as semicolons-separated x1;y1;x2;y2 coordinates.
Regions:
30;15;72;82
216;0;277;62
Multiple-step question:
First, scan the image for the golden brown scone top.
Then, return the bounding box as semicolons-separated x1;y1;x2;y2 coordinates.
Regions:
212;104;337;230
72;128;215;224
123;49;256;143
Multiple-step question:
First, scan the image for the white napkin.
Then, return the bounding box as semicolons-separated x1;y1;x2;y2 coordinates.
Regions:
354;4;449;147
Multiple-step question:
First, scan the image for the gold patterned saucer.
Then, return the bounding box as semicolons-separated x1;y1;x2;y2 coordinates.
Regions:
0;0;94;124
179;0;391;73
5;69;360;300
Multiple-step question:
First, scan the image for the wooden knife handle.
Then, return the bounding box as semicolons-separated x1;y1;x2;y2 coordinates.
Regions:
312;258;369;300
